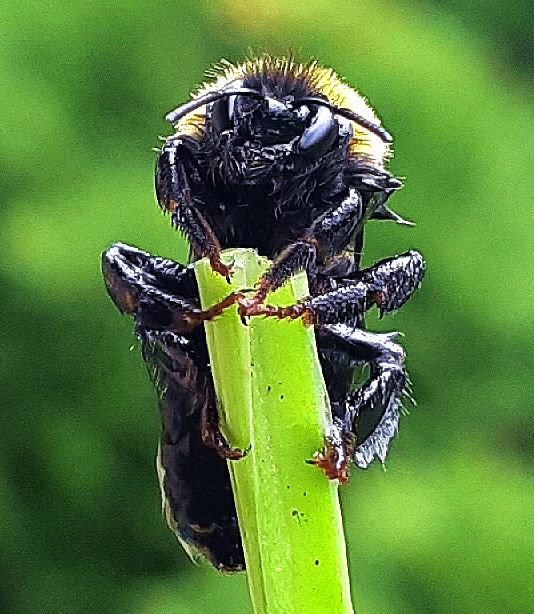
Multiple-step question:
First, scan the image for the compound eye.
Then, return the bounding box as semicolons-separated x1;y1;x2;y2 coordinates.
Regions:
211;97;232;133
297;105;338;158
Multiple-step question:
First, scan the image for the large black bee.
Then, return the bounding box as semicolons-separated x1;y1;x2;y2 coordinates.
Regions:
102;56;425;572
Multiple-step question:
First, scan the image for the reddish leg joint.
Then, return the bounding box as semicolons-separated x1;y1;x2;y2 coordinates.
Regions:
201;420;248;461
238;298;315;326
203;292;241;320
309;425;353;485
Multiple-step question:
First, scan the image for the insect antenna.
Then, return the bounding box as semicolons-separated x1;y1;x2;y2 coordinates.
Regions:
165;88;264;124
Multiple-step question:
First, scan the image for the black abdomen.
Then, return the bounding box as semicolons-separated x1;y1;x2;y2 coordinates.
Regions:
142;329;245;571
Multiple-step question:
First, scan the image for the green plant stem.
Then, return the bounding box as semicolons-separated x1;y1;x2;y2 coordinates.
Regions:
195;248;354;614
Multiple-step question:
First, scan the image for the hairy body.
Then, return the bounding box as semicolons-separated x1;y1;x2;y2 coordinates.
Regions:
103;56;424;571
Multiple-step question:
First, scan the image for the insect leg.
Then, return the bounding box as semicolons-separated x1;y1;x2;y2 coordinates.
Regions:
156;136;230;278
240;250;425;326
102;242;236;334
345;251;426;316
244;188;365;306
200;390;248;461
314;326;407;480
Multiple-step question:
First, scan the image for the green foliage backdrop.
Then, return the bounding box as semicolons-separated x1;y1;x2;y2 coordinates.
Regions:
1;1;532;612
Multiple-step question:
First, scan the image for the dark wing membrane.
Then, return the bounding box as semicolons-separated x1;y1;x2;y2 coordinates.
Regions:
139;327;245;572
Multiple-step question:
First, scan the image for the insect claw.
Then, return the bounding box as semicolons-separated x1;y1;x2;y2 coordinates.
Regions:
210;257;233;279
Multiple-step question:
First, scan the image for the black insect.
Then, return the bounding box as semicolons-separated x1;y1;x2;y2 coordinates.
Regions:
102;56;425;572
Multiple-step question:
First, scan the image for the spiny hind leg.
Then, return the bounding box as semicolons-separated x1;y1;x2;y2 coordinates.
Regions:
313;325;407;483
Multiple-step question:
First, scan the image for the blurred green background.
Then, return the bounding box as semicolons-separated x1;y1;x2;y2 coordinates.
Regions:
1;1;532;612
